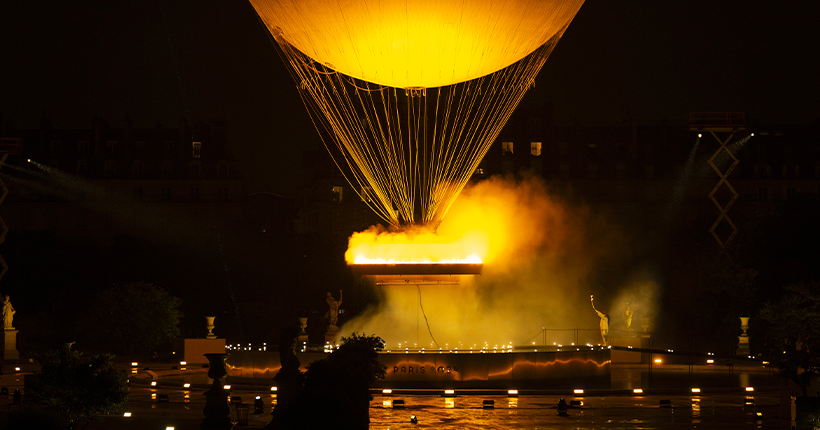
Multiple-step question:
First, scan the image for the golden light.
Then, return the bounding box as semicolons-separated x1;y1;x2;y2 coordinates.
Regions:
252;1;585;229
444;389;455;396
14;367;20;372
654;358;662;364
746;387;754;392
382;389;393;395
347;226;485;266
250;0;584;89
271;386;278;392
508;389;519;396
691;388;701;393
633;388;643;394
180;361;187;366
131;362;138;366
573;389;584;395
151;381;157;387
223;385;231;390
707;359;714;364
123;412;132;417
183;383;191;388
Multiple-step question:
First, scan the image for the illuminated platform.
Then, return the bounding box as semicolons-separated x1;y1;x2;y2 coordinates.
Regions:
350;263;482;276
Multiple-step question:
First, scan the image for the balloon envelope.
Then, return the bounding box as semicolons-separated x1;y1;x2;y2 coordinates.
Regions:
251;0;584;88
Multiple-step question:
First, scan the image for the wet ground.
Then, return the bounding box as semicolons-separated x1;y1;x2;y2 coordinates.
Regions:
21;384;783;429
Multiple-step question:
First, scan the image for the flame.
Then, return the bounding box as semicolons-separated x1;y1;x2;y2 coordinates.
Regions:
346;225;487;265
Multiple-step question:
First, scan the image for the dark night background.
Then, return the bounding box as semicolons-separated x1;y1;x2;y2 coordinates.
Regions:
1;1;819;356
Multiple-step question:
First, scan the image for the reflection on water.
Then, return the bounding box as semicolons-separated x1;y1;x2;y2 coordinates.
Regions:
369;393;777;429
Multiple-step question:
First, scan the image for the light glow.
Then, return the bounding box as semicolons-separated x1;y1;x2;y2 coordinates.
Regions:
223;385;231;390
691;388;701;393
123;412;132;417
250;0;584;89
633;388;643;394
573;389;584;395
746;387;754;392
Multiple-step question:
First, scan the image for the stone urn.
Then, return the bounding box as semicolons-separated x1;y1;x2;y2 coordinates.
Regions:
737;316;750;356
201;353;232;430
205;316;217;339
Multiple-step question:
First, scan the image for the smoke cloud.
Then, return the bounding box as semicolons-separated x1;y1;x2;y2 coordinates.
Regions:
341;175;659;349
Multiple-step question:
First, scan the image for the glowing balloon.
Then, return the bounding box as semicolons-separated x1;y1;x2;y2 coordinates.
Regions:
251;0;584;88
251;0;585;228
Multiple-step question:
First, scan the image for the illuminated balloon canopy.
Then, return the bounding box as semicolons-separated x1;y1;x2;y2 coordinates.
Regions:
251;0;585;228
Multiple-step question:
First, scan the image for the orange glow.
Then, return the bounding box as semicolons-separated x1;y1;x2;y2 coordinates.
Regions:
633;388;643;394
691;388;701;393
654;358;662;364
745;387;754;392
573;389;584;395
346;225;486;265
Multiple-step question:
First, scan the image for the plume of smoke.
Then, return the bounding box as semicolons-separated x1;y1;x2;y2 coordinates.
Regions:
341;175;659;347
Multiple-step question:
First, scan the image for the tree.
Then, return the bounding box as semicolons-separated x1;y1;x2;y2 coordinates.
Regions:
279;333;386;429
78;282;182;356
27;343;129;430
759;282;820;397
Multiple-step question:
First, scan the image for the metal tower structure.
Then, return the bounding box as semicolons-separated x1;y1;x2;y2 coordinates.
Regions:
688;112;746;247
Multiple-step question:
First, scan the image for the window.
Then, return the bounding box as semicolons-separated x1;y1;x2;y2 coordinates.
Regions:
587;163;598;179
361;186;373;203
161;160;173;179
49;140;62;157
132;160;145;178
77;141;89;157
161;187;172;202
501;141;514;154
332;186;343;202
758;187;768;202
558;142;568;155
530;142;542;156
192;141;201;159
104;160;117;177
135;141;145;152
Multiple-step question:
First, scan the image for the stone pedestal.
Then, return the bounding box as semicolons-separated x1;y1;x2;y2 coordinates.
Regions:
325;325;339;345
4;329;19;360
737;316;750;356
201;353;233;430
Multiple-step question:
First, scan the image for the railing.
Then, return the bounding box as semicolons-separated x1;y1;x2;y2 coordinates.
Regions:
0;138;23;154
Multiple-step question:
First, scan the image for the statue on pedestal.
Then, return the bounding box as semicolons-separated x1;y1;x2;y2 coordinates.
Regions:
2;295;14;329
591;295;609;346
325;290;342;329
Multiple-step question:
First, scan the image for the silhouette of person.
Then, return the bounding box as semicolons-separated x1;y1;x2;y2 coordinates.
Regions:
591;295;609;346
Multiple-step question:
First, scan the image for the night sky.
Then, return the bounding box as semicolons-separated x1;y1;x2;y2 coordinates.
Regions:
2;0;818;195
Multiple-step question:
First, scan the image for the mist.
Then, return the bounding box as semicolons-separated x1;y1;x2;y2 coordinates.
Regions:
340;175;660;348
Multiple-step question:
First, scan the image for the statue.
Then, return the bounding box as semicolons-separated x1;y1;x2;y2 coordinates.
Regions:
625;302;633;331
591;295;609;346
2;295;14;329
325;290;342;328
